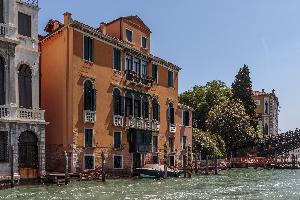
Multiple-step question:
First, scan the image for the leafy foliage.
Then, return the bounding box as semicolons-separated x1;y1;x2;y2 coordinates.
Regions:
206;99;257;152
231;65;258;130
193;128;225;157
179;80;231;131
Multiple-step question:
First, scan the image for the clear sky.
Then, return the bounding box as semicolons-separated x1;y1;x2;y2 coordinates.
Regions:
39;0;300;132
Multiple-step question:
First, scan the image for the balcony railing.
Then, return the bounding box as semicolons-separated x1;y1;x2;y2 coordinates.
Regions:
113;115;123;127
125;116;160;132
0;105;45;122
169;124;176;133
18;0;38;7
84;110;96;123
125;70;153;87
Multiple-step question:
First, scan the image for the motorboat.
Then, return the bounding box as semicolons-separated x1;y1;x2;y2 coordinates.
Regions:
135;164;183;178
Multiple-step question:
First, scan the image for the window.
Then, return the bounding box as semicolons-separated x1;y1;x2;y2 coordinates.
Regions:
142;132;152;145
0;57;4;105
182;136;187;150
141;37;147;48
83;35;93;62
134;96;141;118
0;0;3;23
168;70;174;88
125;93;133;116
113;48;121;71
183;111;190;126
141;61;147;77
84;129;93;148
126;29;133;42
113;155;123;169
152;99;160;121
18;65;32;108
168;103;175;125
113;88;124;116
84;80;96;111
84;155;94;170
0;132;8;162
18;12;31;37
153;155;159;164
152;64;158;83
133;57;141;74
125;55;133;71
169;137;174;153
142;97;149;119
169;155;175;167
114;132;121;149
152;136;158;153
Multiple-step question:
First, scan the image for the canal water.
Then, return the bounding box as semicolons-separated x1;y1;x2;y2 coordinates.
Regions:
0;169;300;200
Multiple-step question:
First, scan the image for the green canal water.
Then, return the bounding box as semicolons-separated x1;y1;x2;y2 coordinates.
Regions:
0;169;300;200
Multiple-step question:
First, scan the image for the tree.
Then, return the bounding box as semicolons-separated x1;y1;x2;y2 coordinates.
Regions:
231;65;258;130
206;99;257;153
193;128;225;157
179;80;231;131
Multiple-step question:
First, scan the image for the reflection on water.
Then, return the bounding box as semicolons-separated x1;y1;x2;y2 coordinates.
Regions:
0;169;300;200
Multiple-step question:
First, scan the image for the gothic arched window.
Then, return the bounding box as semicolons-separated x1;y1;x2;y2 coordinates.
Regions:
113;88;124;116
84;80;96;111
18;64;32;108
152;98;160;122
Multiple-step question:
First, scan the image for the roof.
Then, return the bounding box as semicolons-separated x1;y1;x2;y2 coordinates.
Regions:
106;15;151;33
40;16;181;72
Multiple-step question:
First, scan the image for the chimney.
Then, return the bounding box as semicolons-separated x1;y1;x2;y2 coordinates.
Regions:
272;89;275;94
64;12;72;25
99;22;107;35
262;89;265;93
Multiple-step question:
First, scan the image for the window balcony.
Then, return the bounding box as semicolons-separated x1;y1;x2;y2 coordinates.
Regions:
169;124;176;133
113;115;123;127
125;70;153;87
136;144;153;153
84;110;96;123
125;116;160;132
0;105;45;122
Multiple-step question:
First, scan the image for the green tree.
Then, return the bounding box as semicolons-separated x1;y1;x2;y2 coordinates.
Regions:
179;80;231;131
231;65;258;130
206;99;257;153
193;128;225;157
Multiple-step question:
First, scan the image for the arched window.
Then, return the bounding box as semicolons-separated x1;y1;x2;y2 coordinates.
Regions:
125;92;133;117
142;96;149;119
152;98;160;121
134;95;141;118
0;57;5;105
18;64;32;108
168;102;175;124
84;80;96;111
113;88;124;116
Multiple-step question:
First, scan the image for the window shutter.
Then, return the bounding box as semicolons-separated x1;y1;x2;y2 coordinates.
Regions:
84;36;89;60
92;89;96;111
120;96;125;116
170;107;174;124
0;0;3;23
157;104;160;122
90;38;94;62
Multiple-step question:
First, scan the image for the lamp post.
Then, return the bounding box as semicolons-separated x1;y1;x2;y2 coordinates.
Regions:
101;152;106;182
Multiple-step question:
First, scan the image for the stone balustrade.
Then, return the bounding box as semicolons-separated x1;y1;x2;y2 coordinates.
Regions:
169;124;176;133
84;110;96;123
0;23;8;37
0;105;45;122
113;115;123;127
124;116;160;132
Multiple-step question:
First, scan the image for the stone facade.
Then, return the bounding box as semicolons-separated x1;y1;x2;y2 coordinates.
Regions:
252;89;279;137
0;0;46;180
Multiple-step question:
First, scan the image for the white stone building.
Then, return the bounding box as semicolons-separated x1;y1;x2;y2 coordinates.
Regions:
0;0;46;181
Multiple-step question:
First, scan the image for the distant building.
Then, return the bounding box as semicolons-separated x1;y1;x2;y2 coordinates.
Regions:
252;89;279;137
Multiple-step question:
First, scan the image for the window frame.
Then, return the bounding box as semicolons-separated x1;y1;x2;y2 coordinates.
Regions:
18;12;32;37
125;29;133;43
83;35;94;63
169;155;175;167
113;132;122;149
83;154;95;170
152;64;158;84
141;36;148;49
152;135;158;153
182;110;190;127
168;70;174;88
113;155;123;169
113;48;122;71
84;128;94;148
0;0;4;23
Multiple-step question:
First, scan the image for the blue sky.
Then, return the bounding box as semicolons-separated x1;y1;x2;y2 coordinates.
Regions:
39;0;300;132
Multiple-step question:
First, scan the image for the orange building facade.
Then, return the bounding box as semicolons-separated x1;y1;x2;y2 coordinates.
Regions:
39;13;192;174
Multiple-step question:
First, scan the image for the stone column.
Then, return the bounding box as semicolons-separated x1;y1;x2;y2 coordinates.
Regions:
9;123;18;174
32;64;39;110
38;125;46;178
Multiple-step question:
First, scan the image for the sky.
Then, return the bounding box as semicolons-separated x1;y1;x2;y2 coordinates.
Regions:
38;0;300;132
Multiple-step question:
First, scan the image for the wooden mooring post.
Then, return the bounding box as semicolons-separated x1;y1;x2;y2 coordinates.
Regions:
214;157;218;175
205;155;209;175
187;146;192;178
64;151;70;185
101;152;106;182
163;143;168;179
10;146;14;188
